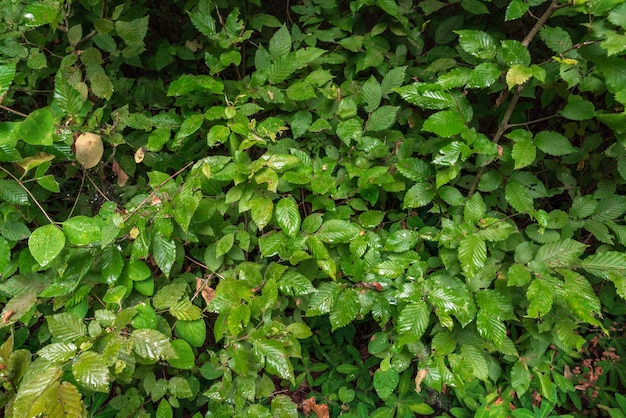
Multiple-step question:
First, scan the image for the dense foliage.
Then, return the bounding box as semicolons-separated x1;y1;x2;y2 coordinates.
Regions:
1;0;626;416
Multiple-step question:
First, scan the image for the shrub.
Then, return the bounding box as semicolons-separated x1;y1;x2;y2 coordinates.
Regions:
0;0;625;417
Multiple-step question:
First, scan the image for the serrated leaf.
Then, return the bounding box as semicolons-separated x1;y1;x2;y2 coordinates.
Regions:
381;66;406;94
540;26;573;54
534;131;576;156
72;351;110;392
168;376;193;398
330;289;360;331
131;329;175;360
362;76;382;112
459;235;486;277
583;251;626;277
500;40;531;66
505;179;534;213
511;362;531;396
383;230;419;252
397;301;430;346
278;270;316;296
397;84;455;109
506;64;533;89
115;16;149;45
169;300;203;321
152;233;176;277
157;399;174;418
276;197;301;237
0;180;29;205
396;158;432;181
216;233;235;258
461;345;488;380
366;105;399;132
464;192;486;223
250;195;273;229
560;99;595;121
467;62;501;89
176;113;204;140
0;63;16;98
37;343;77;363
46;313;86;341
512;139;536;169
534;238;586;267
422;110;465;137
601;30;626;56
153;283;186;310
252;338;294;382
455;30;496;59
374;368;399;400
54;75;85;117
316;219;361;244
476;310;506;346
527;279;553;318
561;270;604;330
269;25;291;59
403;182;436;209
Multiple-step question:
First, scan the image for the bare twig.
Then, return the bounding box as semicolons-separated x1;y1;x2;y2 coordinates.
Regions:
123;161;194;222
467;0;562;197
0;165;58;226
67;169;86;220
0;104;29;118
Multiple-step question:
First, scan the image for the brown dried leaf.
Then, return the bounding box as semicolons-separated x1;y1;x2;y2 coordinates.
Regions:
415;368;429;393
112;161;129;187
196;277;215;306
134;146;145;163
302;397;329;418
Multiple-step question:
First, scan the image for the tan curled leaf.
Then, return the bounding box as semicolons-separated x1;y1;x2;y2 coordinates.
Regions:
196;277;215;305
112;161;129;187
134;146;145;163
302;397;329;418
415;368;429;393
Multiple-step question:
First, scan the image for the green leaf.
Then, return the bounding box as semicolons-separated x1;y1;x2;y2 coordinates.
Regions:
54;75;84;117
461;345;488;380
169;300;203;321
534;131;576;155
175;113;204;140
276;197;301;237
534;238;586;267
153;283;186;310
505;179;534;213
175;319;206;347
47;313;87;341
561;270;604;330
157;399;174;418
63;216;101;245
458;234;487;277
366;105;399;132
168;376;194;398
115;16;149;45
560;99;595;121
374;368;399;400
330;288;360;331
278;270;316;296
540;26;573;54
422;110;465;137
467;62;501;88
23;1;61;27
216;233;235;258
250;195;274;229
505;0;529;20
583;251;626;278
252;338;294;383
168;339;195;369
512;139;536;169
500;40;531;66
381;66;406;94
403;182;436;209
0;63;16;98
29;224;65;267
601;30;626;56
511;362;531;396
362;76;382;112
397;84;455;109
17;107;54;146
316;219;361;244
527;279;553;318
0;180;29;205
383;230;419;252
37;342;77;363
152;233;176;277
269;25;292;59
455;30;497;59
131;329;175;360
72;351;110;392
397;301;430;345
464;192;486;223
476;310;506;346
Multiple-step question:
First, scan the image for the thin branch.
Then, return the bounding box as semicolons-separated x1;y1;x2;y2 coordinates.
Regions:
0;104;29;118
468;0;562;197
67;169;86;220
0;165;58;226
507;114;562;128
123;161;194;223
